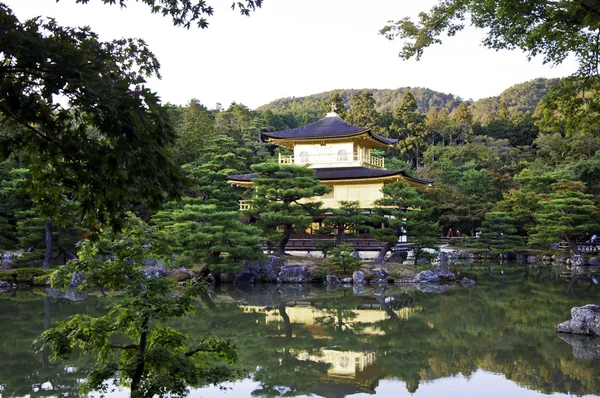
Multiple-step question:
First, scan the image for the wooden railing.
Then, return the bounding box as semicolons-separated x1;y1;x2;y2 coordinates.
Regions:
278;153;385;169
239;200;252;211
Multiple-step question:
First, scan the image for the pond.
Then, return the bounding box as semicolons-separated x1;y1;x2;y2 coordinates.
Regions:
1;265;600;398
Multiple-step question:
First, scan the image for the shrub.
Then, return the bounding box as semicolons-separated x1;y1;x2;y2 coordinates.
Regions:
328;244;361;273
0;268;49;284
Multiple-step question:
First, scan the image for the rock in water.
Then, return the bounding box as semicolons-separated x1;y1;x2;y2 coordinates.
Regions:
414;271;439;283
352;271;365;284
556;305;600;336
372;268;389;280
326;275;341;286
278;265;311;283
243;256;285;283
430;267;456;281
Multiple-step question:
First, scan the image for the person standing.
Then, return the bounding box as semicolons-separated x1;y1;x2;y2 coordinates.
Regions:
447;228;453;238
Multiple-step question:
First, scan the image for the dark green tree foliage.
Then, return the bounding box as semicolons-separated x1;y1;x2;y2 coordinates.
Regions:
346;92;378;127
0;5;185;229
372;182;439;264
322;201;369;245
391;92;428;167
36;217;241;397
494;189;541;235
529;180;600;254
328;243;361;273
248;163;330;256
214;102;270;164
477;212;522;254
153;200;264;272
171;99;216;166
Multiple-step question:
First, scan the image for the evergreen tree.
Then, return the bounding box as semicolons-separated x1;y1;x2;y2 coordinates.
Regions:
529;180;600;254
391;92;428;167
477;212;522;254
346;92;378;127
322;201;369;245
372;182;439;264
248;163;330;256
328;243;361;273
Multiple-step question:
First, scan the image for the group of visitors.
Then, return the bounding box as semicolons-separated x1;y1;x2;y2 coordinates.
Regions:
446;228;461;238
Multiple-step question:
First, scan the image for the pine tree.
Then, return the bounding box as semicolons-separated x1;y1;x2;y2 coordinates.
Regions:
248;163;330;256
322;201;369;245
372;182;439;264
529;180;600;254
477;212;522;254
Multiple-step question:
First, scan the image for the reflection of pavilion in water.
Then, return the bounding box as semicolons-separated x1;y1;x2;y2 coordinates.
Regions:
242;301;422;395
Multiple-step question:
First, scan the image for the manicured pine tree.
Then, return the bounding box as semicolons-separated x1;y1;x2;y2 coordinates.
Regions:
529;180;600;254
248;162;330;256
372;181;439;264
322;201;369;245
477;212;522;254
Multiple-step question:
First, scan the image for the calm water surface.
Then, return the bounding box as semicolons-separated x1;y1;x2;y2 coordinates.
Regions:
1;265;600;397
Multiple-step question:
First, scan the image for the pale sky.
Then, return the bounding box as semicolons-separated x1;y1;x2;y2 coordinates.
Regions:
7;0;579;110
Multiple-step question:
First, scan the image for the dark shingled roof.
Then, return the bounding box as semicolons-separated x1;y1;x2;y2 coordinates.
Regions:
262;116;397;145
228;167;434;185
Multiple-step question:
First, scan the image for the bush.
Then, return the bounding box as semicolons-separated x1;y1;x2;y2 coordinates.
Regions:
328;244;361;273
32;275;50;286
0;268;49;284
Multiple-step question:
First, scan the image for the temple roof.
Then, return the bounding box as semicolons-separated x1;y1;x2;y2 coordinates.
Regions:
262;115;397;146
228;167;434;186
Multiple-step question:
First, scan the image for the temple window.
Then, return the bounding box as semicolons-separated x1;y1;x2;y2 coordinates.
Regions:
300;151;309;163
337;149;348;161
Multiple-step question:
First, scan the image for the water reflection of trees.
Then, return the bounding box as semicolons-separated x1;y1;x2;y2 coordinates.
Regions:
1;267;600;397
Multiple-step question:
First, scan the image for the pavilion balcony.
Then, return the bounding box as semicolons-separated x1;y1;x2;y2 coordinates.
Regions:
278;153;385;169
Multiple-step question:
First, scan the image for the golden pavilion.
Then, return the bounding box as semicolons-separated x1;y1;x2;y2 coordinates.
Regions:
227;109;433;210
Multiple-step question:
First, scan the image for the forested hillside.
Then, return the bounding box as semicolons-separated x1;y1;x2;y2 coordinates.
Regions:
257;78;559;125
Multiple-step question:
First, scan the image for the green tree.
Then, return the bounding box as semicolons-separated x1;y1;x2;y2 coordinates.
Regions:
477;212;522;254
529;180;600;254
153;200;264;272
322;201;369;245
372;182;439;264
328;243;361;273
381;0;600;145
346;92;378;127
391;92;428;167
0;5;186;229
36;217;241;397
248;163;330;256
171;99;216;166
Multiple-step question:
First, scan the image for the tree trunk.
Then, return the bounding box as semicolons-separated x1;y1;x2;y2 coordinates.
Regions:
565;234;581;255
335;225;344;245
375;242;393;264
42;221;53;269
276;224;293;256
130;315;149;396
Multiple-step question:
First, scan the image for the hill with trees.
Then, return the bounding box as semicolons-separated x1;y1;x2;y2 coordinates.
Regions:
257;78;559;124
